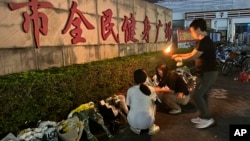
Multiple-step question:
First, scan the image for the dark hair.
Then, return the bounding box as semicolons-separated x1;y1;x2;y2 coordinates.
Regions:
155;64;170;88
189;18;207;31
134;69;151;96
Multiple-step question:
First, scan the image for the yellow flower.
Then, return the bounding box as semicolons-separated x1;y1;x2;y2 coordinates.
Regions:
61;123;69;133
68;102;95;117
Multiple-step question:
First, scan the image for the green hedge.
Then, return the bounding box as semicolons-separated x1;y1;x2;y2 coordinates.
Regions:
0;48;192;137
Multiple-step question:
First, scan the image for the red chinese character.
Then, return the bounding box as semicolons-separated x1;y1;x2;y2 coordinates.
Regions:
101;9;119;43
155;20;163;43
8;0;53;48
142;16;151;43
165;21;172;41
62;1;95;44
121;13;138;43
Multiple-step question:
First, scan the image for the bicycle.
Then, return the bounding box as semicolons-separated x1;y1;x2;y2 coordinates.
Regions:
215;42;233;68
221;50;250;76
175;61;197;93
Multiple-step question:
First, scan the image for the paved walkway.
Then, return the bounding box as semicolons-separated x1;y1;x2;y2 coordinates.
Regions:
111;73;250;141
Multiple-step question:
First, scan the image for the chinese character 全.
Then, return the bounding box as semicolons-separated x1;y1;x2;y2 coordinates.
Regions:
62;1;95;44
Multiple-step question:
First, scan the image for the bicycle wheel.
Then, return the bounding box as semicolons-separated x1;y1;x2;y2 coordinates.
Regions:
241;57;250;72
182;70;196;93
221;59;235;76
216;59;224;69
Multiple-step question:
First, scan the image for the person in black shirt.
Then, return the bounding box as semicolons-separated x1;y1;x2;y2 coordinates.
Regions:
153;63;190;115
172;18;218;129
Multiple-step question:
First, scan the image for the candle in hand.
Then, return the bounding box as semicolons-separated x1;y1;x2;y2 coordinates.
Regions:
164;46;172;56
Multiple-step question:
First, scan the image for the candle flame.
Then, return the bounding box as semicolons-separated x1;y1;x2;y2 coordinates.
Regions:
164;45;171;53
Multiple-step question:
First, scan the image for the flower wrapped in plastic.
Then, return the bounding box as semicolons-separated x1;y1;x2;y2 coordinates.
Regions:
64;101;113;141
17;121;58;141
56;116;84;141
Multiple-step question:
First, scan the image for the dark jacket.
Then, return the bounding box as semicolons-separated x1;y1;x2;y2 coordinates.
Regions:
158;71;189;95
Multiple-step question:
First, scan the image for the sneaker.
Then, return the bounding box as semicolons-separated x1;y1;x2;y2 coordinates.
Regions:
148;124;160;135
195;118;215;129
130;126;141;134
191;117;201;124
169;109;181;114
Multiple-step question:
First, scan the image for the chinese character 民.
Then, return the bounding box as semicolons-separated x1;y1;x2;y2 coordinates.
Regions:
62;1;95;44
101;9;119;43
142;16;151;43
8;0;53;48
121;13;138;43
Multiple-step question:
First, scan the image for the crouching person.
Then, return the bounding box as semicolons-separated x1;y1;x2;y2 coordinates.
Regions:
153;63;190;115
126;69;160;135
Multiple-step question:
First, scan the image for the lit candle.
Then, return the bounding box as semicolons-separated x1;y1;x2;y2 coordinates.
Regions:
164;44;172;56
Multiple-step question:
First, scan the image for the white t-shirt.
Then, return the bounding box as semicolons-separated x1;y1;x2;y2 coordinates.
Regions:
126;85;157;129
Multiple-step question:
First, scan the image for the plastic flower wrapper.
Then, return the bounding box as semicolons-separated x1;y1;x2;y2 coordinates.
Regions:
56;116;84;141
17;128;43;141
16;120;58;141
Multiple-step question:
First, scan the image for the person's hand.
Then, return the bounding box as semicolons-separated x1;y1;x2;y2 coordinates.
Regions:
174;57;183;62
171;54;178;59
154;87;161;92
154;86;171;93
177;93;185;99
162;87;171;92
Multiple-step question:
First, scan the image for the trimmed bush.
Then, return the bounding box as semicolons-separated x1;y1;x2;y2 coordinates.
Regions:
0;48;192;137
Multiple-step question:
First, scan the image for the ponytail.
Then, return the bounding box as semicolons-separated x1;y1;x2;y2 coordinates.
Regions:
134;69;152;96
139;83;151;96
